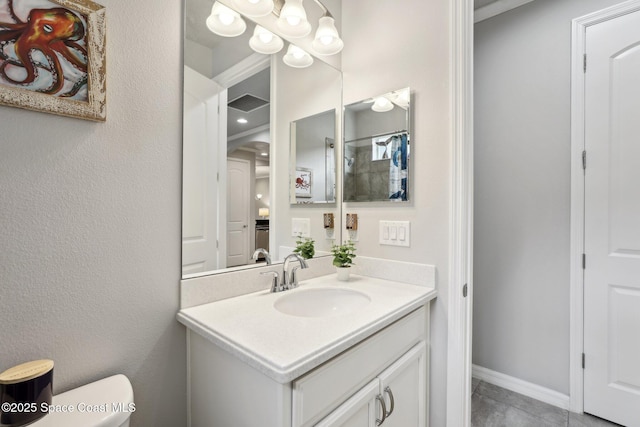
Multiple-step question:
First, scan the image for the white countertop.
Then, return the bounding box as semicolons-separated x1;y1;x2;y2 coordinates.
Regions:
177;274;437;383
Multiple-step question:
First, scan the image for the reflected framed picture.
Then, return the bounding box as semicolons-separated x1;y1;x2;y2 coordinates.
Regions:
0;0;106;121
295;168;312;198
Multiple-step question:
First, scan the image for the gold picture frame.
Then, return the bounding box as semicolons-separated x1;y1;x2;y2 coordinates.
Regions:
0;0;106;121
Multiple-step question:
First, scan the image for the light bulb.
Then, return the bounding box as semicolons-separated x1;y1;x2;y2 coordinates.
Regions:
320;35;334;45
232;0;274;18
259;32;273;43
206;2;246;37
372;97;394;112
218;12;234;26
283;44;313;68
277;0;311;38
249;25;284;54
311;16;343;55
286;15;301;26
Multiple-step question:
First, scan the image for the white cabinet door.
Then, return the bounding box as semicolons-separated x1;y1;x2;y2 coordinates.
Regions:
315;380;380;427
377;342;427;427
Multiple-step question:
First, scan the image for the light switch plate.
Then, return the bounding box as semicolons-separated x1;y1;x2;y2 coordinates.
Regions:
379;221;410;247
292;218;311;237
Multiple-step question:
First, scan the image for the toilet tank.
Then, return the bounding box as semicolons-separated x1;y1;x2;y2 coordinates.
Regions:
32;374;134;427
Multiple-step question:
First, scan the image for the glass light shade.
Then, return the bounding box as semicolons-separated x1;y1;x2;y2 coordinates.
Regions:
206;2;246;37
232;0;274;17
283;44;314;68
372;96;394;112
259;208;270;217
277;0;311;38
312;16;344;55
249;25;284;54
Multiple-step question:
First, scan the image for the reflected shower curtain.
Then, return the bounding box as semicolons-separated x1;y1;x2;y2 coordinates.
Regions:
389;133;408;200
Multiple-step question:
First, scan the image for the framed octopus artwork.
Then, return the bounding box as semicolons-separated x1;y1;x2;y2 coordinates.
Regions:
0;0;106;121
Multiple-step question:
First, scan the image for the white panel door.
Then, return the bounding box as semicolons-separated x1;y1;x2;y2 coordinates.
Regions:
227;158;250;267
182;66;225;275
377;342;427;427
584;9;640;427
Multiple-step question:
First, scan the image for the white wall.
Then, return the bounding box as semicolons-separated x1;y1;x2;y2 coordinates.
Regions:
474;0;622;395
341;1;451;425
0;1;185;426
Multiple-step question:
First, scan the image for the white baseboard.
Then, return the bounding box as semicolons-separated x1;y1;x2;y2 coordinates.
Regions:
472;365;571;410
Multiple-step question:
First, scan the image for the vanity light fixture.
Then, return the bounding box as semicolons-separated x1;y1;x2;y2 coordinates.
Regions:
232;0;274;17
206;2;247;37
371;96;394;112
283;44;313;68
277;0;312;38
207;0;343;65
249;25;284;54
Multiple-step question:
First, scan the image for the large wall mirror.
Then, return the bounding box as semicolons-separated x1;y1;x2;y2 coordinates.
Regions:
343;87;410;202
182;0;342;278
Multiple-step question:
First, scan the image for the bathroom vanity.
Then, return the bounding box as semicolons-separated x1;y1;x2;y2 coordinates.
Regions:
178;274;436;426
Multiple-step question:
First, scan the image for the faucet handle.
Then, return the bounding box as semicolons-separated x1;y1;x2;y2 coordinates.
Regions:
261;271;281;293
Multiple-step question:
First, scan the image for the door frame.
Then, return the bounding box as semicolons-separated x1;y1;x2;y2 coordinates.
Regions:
569;0;640;413
447;0;474;425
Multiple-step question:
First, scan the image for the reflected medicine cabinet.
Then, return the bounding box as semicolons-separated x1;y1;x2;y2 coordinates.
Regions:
343;87;410;203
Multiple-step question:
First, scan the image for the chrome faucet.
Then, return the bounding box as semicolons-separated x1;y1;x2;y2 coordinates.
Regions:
252;248;271;265
282;253;309;290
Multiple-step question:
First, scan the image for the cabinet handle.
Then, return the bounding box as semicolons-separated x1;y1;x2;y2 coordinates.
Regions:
376;394;387;426
384;386;395;417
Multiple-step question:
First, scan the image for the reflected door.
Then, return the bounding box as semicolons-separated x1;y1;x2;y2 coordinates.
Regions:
182;66;224;275
227;158;250;267
584;9;640;426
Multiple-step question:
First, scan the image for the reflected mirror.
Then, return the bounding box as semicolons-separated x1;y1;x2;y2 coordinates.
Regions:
290;109;337;204
343;87;411;202
182;0;342;278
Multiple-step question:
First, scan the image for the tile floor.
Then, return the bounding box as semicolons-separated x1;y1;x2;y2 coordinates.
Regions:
471;378;624;427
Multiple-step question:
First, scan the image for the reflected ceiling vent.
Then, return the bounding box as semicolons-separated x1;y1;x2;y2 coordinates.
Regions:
228;94;269;113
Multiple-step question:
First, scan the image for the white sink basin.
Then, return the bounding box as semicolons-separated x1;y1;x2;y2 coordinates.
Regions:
274;288;371;318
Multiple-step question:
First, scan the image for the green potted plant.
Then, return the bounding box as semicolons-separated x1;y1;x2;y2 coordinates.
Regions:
293;235;315;260
331;240;357;281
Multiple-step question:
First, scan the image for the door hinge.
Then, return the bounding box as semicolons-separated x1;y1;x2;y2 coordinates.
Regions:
582;253;586;269
216;240;219;249
582;150;587;170
582;353;585;369
217;172;220;182
462;283;468;298
583;54;587;73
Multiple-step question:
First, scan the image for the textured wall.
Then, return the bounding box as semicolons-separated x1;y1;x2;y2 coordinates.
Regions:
474;0;622;394
341;0;451;425
0;0;185;426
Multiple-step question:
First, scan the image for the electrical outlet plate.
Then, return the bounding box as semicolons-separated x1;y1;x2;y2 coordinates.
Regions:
379;221;410;247
292;218;311;237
